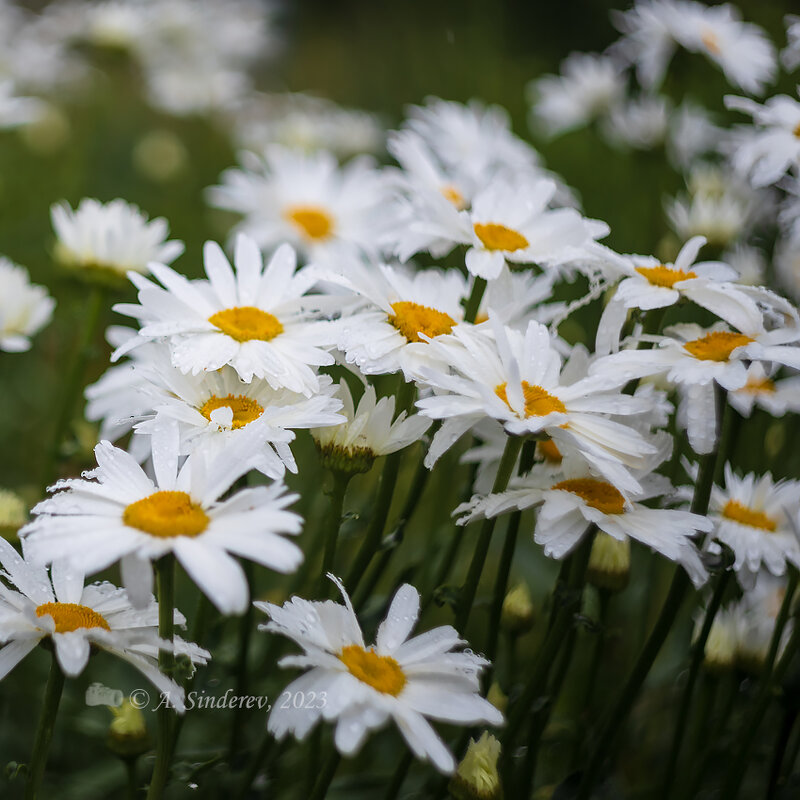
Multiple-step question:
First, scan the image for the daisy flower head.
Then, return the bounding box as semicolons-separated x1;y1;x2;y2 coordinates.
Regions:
527;52;626;138
602;94;670;151
456;460;710;586
407;316;657;491
258;577;503;774
113;234;336;394
708;465;800;582
312;380;431;475
0;257;54;352
51;198;184;285
21;432;303;615
783;15;800;72
596;236;776;355
206;146;389;262
319;260;470;378
0;540;208;711
725;92;800;187
727;363;800;418
133;362;344;478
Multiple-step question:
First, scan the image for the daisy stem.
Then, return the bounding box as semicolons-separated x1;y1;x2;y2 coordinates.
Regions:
486;440;536;662
463;276;487;323
718;565;800;799
317;471;352;596
454;435;524;633
576;427;723;800
147;554;176;800
345;378;416;596
229;561;256;760
40;285;104;494
659;565;732;800
384;750;413;800
25;654;65;800
766;706;798;800
307;750;341;800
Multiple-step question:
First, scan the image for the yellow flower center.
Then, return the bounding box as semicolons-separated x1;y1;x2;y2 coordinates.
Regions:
701;29;721;55
537;438;563;463
722;499;777;532
123;491;209;538
208;306;283;343
199;393;264;429
741;376;776;394
339;644;406;695
473;222;529;252
389;301;456;343
284;205;334;241
552;478;626;515
495;381;567;417
36;602;111;634
441;185;466;209
683;331;754;362
635;265;697;288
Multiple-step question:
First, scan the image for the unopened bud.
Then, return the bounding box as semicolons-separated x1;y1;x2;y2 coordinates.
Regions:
449;732;502;800
0;489;27;541
107;699;149;759
486;683;507;715
501;582;534;634
586;533;630;593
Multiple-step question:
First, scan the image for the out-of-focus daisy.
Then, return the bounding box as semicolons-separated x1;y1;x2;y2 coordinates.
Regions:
0;258;54;352
0;79;43;128
258;578;503;774
527;53;625;137
318;260;469;377
312;380;430;475
0;540;208;711
456;462;710;585
51;198;184;283
113;235;336;394
725;92;800;186
728;363;800;418
596;236;775;355
134;363;344;478
407;317;656;491
21;436;303;615
783;15;800;72
666;103;725;170
602;95;670;150
708;465;800;581
724;243;767;286
206;146;389;261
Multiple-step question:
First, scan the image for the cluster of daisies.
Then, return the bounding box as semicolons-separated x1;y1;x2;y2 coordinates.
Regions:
2;0;800;798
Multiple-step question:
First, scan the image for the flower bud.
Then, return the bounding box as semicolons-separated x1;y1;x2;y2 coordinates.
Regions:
501;582;534;634
315;442;375;476
449;732;502;800
0;489;27;541
107;699;149;759
486;683;507;715
586;533;630;593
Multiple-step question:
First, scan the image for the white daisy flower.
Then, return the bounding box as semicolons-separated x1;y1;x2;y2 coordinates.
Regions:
406;317;657;491
206;146;389;262
602;94;670;151
312;380;431;474
317;260;470;378
0;540;208;711
0;79;43;128
20;435;303;615
257;577;503;774
725;92;800;186
728;363;800;418
666;102;725;170
133;363;344;478
595;236;779;355
783;15;800;72
0;257;54;352
51;198;184;281
527;52;626;137
113;235;336;395
455;463;710;586
708;465;800;580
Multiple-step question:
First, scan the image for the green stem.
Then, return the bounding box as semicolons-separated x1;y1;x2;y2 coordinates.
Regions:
463;276;487;323
345;380;416;595
25;654;65;800
767;706;798;800
660;567;732;800
576;431;723;800
147;554;176;800
40;286;104;494
125;759;138;800
719;566;800;799
384;751;413;800
454;435;524;632
229;562;256;762
317;471;352;596
307;750;341;800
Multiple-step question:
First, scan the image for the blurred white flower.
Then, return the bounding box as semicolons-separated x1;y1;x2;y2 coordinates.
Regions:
603;94;670;150
0;258;54;352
